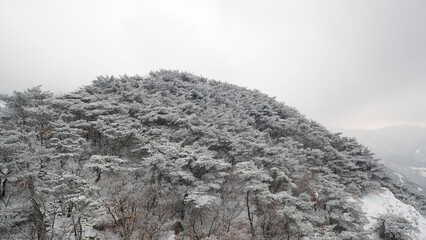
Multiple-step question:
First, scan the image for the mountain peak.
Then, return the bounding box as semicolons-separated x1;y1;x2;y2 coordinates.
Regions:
1;70;425;239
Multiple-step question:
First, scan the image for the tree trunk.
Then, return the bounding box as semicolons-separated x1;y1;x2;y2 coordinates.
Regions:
1;178;6;198
246;191;255;238
31;198;47;240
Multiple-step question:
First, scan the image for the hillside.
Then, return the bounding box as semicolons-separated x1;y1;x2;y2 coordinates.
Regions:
341;126;426;189
1;70;425;239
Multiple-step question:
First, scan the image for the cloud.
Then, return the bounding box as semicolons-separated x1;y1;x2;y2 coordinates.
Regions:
0;0;425;129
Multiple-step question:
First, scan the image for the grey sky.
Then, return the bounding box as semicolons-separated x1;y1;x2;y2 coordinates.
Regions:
1;0;425;129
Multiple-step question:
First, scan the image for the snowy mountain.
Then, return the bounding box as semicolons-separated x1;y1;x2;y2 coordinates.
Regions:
340;126;426;189
1;70;425;239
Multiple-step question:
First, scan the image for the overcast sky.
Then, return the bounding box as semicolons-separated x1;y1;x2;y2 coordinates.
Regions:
1;0;425;130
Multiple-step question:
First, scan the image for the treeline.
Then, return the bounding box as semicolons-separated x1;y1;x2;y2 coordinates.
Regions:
0;70;424;239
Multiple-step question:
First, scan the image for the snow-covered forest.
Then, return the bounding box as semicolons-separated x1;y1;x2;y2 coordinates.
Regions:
1;70;425;239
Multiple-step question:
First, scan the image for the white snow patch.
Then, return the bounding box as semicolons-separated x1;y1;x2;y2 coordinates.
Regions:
394;172;405;184
166;231;176;240
358;187;426;239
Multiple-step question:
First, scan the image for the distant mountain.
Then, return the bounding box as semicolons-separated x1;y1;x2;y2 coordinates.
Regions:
339;125;426;189
1;70;425;239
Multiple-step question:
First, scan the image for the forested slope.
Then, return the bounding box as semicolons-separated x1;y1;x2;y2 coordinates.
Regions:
1;70;425;239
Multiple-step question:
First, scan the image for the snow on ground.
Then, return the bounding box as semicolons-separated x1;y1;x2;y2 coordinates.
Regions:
358;187;426;239
166;231;176;240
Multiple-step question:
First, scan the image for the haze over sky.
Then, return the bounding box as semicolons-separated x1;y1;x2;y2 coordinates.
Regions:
1;0;425;130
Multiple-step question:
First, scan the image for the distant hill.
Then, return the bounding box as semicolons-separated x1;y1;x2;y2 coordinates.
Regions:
340;125;426;189
1;70;425;239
